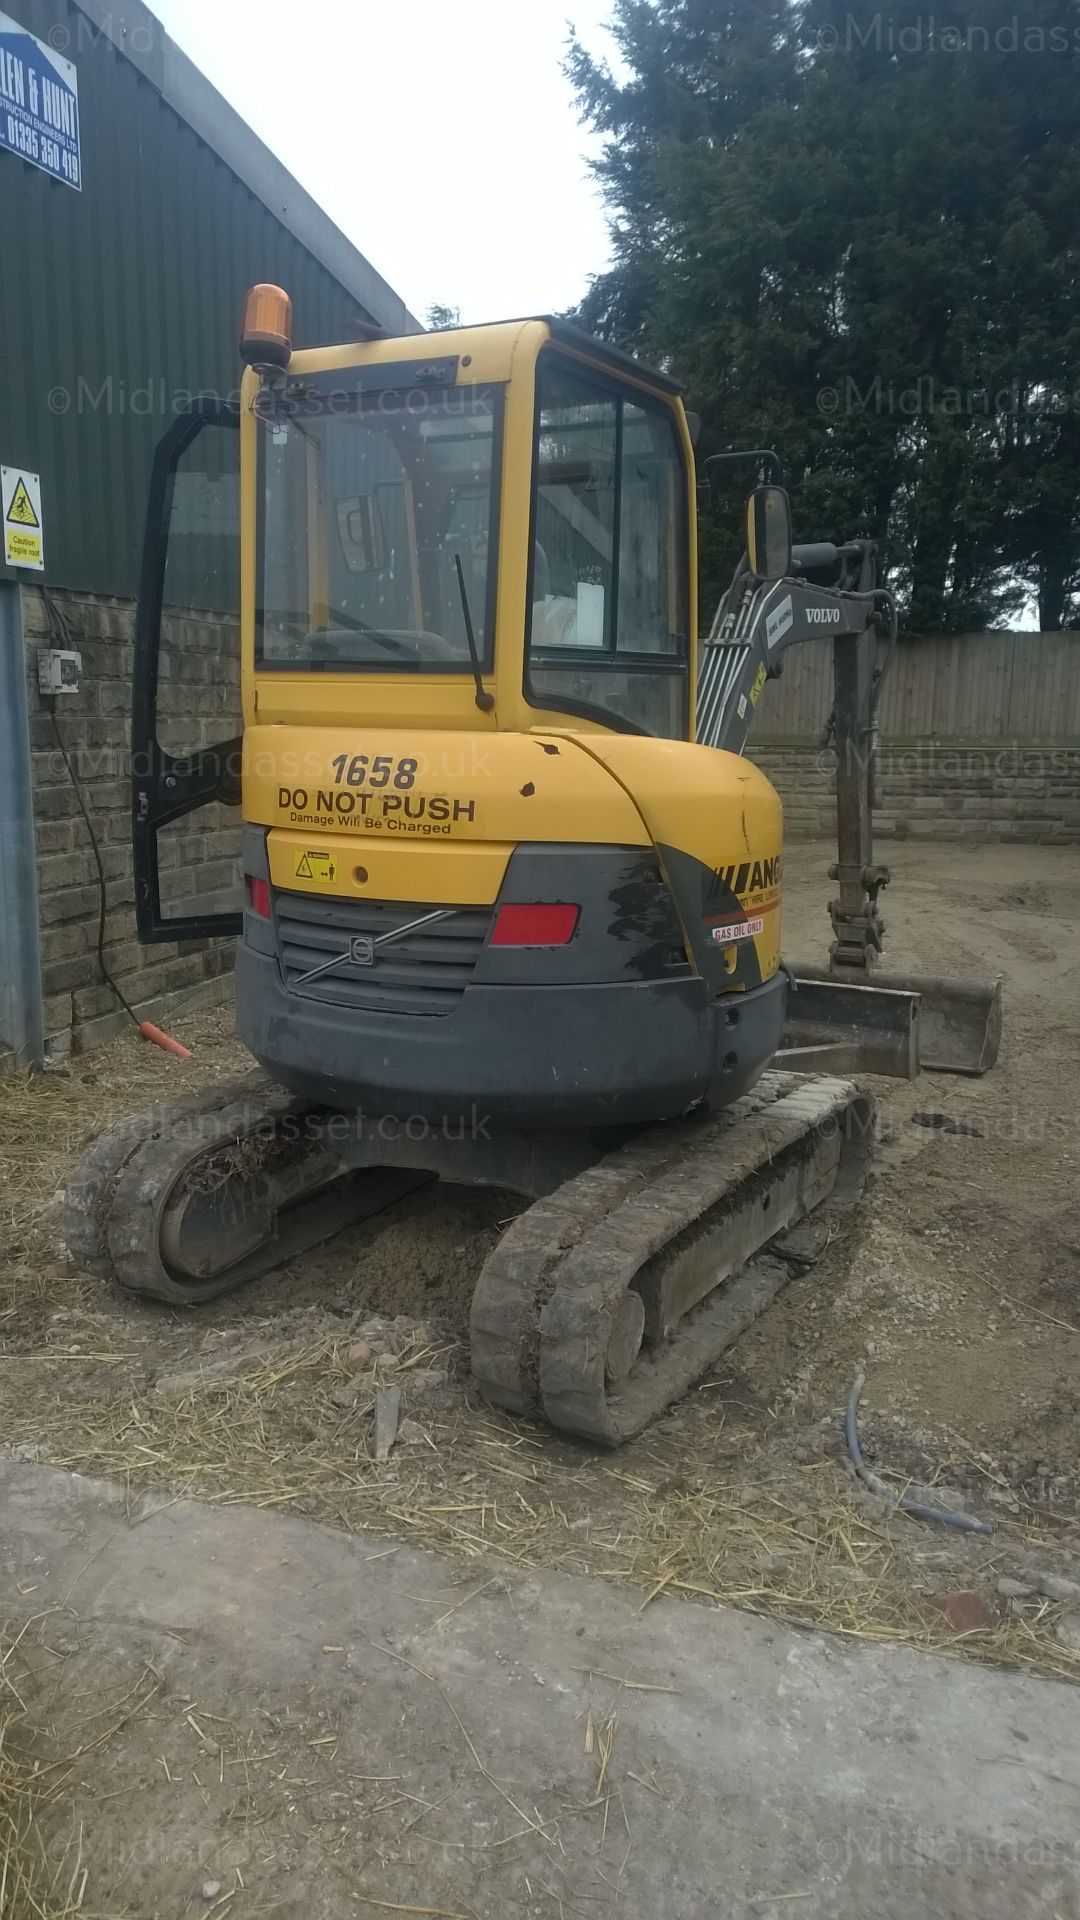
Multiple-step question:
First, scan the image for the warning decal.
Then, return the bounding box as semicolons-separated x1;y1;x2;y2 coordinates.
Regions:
765;593;793;651
295;849;337;882
2;466;43;569
278;784;482;838
6;477;37;525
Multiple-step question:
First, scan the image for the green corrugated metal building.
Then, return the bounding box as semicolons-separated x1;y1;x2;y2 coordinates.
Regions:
0;0;417;1071
0;0;417;596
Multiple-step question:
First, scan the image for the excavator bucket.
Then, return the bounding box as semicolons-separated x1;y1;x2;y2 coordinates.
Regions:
790;964;1002;1077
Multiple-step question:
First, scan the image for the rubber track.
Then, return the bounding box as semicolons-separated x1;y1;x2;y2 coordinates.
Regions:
469;1074;801;1415
62;1072;274;1281
64;1074;423;1307
471;1072;873;1445
106;1083;325;1304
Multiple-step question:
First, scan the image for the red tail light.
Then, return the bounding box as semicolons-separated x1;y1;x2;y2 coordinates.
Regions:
491;902;579;947
248;877;271;919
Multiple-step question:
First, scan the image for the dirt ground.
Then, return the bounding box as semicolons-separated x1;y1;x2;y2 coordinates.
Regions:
3;838;1080;1913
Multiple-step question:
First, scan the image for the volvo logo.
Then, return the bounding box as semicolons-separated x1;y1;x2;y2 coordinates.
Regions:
291;908;457;990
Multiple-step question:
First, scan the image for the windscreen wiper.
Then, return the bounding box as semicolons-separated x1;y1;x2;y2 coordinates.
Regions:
454;553;495;713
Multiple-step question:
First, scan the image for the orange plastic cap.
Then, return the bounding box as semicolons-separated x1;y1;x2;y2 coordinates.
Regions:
240;284;293;369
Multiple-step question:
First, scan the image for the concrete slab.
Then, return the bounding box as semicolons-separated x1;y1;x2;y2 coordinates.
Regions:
2;1458;1079;1919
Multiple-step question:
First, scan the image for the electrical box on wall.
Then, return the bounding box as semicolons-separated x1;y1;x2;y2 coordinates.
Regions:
37;648;82;696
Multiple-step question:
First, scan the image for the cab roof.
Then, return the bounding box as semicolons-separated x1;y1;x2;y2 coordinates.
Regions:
283;316;682;399
456;316;683;397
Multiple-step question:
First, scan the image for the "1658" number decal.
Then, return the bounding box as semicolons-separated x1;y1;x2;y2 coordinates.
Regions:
330;753;418;790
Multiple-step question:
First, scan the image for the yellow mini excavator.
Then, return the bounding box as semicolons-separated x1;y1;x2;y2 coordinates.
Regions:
65;288;1001;1445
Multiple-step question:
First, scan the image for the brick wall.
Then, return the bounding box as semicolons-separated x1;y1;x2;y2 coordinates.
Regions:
23;584;237;1062
752;741;1080;844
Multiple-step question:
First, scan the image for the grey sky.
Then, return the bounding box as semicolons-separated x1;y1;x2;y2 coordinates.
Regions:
147;0;618;325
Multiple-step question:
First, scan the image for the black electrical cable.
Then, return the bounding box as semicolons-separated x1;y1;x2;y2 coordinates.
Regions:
845;1373;992;1537
39;585;140;1031
46;702;140;1030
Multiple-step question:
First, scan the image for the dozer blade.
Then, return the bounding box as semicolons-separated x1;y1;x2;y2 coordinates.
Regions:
790;963;1002;1077
781;974;920;1080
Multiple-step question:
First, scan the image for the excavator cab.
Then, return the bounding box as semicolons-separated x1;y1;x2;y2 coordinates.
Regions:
132;291;789;1129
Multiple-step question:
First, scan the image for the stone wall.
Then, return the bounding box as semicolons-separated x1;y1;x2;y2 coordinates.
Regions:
751;741;1080;844
23;584;237;1062
18;589;1080;1067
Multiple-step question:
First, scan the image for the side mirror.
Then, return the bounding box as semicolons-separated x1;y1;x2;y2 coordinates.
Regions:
336;494;387;574
746;485;792;580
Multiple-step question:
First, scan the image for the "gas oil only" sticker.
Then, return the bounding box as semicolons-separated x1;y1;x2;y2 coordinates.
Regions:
710;917;765;944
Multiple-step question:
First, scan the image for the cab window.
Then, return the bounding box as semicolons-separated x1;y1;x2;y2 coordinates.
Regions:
525;358;689;735
256;380;502;673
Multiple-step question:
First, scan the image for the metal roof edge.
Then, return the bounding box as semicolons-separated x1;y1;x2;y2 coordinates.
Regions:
395;314;683;395
70;0;423;335
545;319;682;394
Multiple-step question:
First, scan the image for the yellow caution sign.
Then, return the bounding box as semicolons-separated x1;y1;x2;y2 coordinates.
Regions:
7;479;38;526
2;466;44;570
295;848;338;883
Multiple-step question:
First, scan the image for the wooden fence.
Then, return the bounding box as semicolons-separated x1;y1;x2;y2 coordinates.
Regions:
752;632;1080;740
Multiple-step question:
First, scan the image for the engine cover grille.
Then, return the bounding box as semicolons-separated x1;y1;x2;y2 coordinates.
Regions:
275;891;492;1017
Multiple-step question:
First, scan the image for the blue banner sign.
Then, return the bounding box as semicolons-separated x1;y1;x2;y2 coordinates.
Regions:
0;9;80;191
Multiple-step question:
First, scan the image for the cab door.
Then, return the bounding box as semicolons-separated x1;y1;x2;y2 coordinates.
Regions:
132;400;243;942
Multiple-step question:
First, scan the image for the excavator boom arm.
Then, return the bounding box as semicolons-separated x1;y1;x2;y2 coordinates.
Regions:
697;532;1000;1073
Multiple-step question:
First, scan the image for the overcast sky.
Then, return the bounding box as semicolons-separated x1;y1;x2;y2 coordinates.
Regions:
147;0;618;326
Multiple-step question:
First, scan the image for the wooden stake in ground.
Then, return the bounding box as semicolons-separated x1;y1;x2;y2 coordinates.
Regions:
375;1386;402;1463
